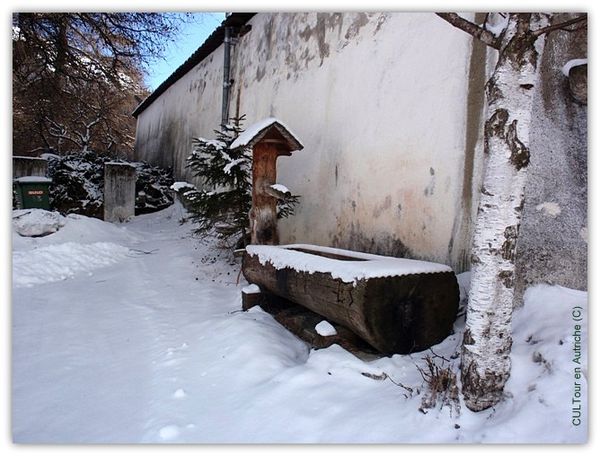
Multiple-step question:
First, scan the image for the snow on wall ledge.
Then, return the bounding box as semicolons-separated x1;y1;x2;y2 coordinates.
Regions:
245;243;452;284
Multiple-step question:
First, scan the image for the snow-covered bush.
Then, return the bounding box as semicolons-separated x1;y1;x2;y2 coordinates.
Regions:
42;151;174;218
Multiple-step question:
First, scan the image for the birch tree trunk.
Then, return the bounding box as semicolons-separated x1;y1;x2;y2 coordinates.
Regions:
461;13;548;411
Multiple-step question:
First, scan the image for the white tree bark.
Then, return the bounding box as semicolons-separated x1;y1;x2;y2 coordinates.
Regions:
461;13;548;411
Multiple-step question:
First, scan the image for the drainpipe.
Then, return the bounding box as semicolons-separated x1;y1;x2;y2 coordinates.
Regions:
221;26;233;130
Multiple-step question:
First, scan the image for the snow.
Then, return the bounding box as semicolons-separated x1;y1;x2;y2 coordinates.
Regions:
315;321;337;337
12;25;23;41
223;157;245;174
195;137;226;150
14;176;52;183
158;425;181;441
485;13;509;37
40;152;61;161
12;209;65;237
105;161;133;167
242;284;261;294
270;183;291;194
11;206;588;443
535;201;562;218
173;388;187;399
13;241;131;288
245;243;452;284
183;190;200;198
229;117;302;150
170;181;196;192
561;58;587;76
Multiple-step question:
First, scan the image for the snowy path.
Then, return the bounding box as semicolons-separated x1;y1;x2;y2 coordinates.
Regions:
12;206;588;443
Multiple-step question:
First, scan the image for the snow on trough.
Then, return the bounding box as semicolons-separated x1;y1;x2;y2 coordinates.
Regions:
246;243;452;284
242;283;261;294
11;206;588;443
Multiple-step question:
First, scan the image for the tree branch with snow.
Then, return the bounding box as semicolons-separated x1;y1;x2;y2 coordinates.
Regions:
532;14;587;37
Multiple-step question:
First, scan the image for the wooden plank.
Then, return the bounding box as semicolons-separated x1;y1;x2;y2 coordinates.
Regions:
241;289;266;311
258;293;379;358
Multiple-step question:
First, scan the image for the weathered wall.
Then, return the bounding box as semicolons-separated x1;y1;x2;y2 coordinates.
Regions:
515;19;588;294
231;13;478;268
135;13;483;270
104;163;136;223
134;12;587;290
13;156;48;178
134;51;224;177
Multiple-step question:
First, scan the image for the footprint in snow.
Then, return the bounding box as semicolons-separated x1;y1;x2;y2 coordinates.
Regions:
166;343;189;357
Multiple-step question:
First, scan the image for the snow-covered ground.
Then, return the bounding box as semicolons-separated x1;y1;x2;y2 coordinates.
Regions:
11;204;588;443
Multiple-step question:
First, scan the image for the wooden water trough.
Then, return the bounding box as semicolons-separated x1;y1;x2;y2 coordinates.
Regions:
242;244;459;355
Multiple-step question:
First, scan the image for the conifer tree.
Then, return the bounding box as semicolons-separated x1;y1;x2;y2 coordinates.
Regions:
183;116;299;248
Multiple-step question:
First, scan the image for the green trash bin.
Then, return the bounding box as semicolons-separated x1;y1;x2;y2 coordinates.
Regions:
13;176;52;210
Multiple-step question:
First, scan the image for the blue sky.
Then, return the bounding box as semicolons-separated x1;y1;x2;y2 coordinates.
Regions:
144;12;225;91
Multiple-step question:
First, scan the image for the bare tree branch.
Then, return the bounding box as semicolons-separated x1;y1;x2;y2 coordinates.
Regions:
13;12;183;156
532;14;587;36
436;13;501;49
45;116;83;149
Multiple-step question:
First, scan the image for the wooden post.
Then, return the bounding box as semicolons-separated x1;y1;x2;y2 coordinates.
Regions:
236;118;303;245
251;142;281;245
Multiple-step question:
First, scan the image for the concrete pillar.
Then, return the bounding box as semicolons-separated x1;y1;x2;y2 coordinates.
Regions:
13;156;48;178
104;162;136;223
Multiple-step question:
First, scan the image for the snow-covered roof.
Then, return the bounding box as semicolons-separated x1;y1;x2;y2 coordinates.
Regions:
13;155;48;162
245;244;452;284
14;176;52;183
230;117;303;152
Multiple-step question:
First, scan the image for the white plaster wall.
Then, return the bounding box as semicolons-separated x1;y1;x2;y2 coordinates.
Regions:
134;51;225;179
233;13;474;266
135;13;476;268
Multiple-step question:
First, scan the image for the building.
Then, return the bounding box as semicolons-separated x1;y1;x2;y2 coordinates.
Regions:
133;12;587;293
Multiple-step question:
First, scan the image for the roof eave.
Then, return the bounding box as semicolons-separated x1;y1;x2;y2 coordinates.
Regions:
132;12;256;118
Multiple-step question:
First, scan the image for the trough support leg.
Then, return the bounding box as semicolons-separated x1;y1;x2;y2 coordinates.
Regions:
242;290;266;311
